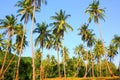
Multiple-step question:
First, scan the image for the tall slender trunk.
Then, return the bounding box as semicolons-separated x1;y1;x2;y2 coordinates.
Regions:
118;48;120;80
106;65;108;77
84;65;88;77
15;20;27;80
31;0;36;80
97;22;114;77
15;52;22;80
84;48;88;77
40;47;43;80
100;59;102;77
0;31;11;79
62;38;66;80
57;46;61;78
97;61;98;77
91;52;94;77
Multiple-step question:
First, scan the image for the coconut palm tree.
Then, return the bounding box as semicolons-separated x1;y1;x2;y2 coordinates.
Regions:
107;44;118;62
31;0;47;79
0;14;17;78
33;22;52;80
112;35;120;78
52;34;62;78
78;23;95;77
78;24;89;77
15;0;34;79
51;9;73;80
78;23;89;42
14;23;28;80
86;29;95;77
85;0;114;76
15;0;34;24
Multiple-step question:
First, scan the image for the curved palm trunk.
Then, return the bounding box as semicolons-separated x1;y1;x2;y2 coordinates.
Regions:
2;54;16;76
57;46;61;78
0;31;11;79
15;21;27;80
97;22;114;77
31;0;36;80
62;39;66;80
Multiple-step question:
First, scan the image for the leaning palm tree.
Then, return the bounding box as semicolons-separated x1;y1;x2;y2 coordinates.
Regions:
1;23;28;77
15;0;34;79
51;9;73;80
85;0;114;76
14;24;28;80
0;14;17;78
33;22;52;80
112;35;120;78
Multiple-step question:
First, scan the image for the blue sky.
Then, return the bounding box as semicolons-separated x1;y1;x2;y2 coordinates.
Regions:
0;0;120;67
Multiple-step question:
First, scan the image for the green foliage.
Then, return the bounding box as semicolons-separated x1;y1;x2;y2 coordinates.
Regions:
0;0;119;79
0;50;119;79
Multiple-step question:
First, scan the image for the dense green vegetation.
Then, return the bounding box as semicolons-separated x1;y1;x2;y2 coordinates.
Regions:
0;52;119;79
0;0;119;80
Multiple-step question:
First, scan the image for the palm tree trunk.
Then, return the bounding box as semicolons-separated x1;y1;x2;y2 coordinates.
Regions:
91;53;94;77
118;48;120;80
97;22;114;77
62;38;66;80
84;66;88;77
100;59;102;77
0;31;11;79
0;45;9;79
40;47;43;80
15;18;27;80
97;62;98;77
31;0;36;80
2;54;16;76
15;53;22;80
57;46;61;78
84;66;92;77
84;49;88;77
